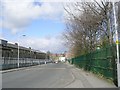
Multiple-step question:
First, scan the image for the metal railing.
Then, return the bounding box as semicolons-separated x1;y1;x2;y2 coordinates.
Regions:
0;57;52;70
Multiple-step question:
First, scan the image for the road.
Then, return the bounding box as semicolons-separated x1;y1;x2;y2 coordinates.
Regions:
2;62;116;88
2;63;74;88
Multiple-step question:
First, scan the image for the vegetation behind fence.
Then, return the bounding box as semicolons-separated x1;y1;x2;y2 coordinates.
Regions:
68;44;120;85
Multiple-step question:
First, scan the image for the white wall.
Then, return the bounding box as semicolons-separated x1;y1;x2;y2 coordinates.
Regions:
59;57;65;62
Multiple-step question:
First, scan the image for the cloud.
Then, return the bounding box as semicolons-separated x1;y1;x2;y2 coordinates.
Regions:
0;32;4;39
0;0;66;53
1;0;64;34
17;35;66;53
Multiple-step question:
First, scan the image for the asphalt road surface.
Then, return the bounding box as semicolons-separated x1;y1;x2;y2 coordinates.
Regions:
2;63;74;88
2;62;116;88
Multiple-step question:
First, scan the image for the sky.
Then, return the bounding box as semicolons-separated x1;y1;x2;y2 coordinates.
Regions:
2;0;117;54
0;0;68;53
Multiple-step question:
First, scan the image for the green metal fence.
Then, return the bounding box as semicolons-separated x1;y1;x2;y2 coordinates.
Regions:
69;44;119;85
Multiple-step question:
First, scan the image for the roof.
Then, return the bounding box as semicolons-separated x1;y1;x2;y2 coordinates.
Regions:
0;39;45;54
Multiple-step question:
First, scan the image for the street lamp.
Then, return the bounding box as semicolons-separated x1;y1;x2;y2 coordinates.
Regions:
17;35;26;68
96;45;100;50
17;43;19;68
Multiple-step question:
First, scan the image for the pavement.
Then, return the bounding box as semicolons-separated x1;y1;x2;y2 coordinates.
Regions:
65;62;116;88
1;65;43;74
2;62;117;88
2;63;74;88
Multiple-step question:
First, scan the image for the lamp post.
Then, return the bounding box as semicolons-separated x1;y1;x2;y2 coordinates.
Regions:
112;2;120;87
17;43;19;68
17;35;26;68
96;45;100;50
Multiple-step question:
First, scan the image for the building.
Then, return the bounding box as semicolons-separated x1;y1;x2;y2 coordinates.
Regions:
59;57;66;62
0;39;47;59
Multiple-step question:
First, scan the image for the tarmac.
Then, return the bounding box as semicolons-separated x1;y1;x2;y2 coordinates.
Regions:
1;62;118;88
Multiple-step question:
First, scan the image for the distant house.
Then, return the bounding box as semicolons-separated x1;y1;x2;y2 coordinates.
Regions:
59;56;66;62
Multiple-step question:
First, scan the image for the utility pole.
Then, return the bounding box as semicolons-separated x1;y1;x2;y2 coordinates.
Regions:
112;2;120;87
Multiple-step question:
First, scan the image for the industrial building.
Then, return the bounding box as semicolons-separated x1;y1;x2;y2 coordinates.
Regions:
0;39;48;70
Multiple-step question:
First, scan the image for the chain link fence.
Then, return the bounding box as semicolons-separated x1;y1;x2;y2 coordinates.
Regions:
68;44;120;86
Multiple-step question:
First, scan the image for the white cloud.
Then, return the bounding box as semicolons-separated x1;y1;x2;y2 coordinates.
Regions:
17;35;66;53
1;0;64;34
0;32;3;41
0;0;66;53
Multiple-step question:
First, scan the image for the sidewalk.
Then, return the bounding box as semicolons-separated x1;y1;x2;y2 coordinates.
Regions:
1;65;43;74
65;62;116;88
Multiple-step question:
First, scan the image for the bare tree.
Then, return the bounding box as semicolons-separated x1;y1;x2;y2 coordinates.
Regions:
63;1;120;57
118;1;120;40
